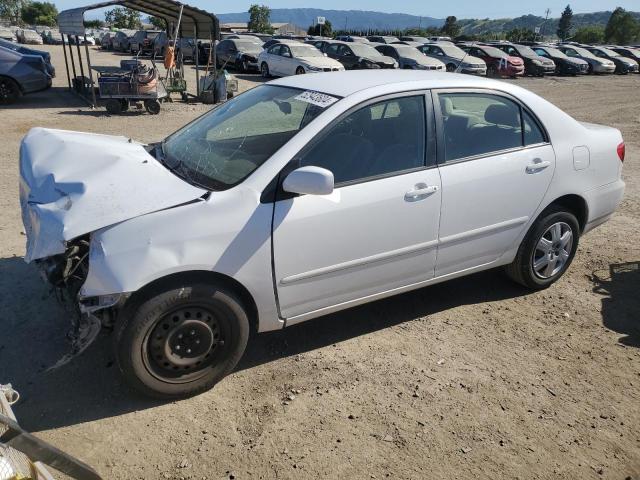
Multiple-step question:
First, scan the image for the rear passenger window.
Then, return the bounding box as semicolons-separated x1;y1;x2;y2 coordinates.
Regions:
438;93;546;162
299;96;427;185
523;110;545;145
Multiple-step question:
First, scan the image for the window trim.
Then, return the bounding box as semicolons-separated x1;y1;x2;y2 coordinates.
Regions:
266;90;436;203
432;88;550;166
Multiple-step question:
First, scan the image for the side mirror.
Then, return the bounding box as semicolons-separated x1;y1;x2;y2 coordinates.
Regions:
283;166;334;196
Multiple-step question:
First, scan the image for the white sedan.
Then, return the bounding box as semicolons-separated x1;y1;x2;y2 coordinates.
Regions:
20;71;625;398
258;40;344;77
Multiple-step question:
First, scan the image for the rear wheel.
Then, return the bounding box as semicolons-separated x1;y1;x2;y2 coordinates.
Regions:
105;98;122;114
120;99;129;111
295;66;306;75
446;63;456;72
505;207;580;290
115;281;250;398
0;77;20;105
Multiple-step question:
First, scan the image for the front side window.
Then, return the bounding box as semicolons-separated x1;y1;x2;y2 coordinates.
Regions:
162;86;334;190
267;45;281;55
298;96;426;185
438;92;545;162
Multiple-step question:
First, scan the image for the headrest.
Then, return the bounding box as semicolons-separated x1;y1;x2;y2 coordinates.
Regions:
484;103;520;127
441;97;454;115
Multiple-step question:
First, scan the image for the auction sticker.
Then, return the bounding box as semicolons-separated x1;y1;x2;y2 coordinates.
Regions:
295;90;339;108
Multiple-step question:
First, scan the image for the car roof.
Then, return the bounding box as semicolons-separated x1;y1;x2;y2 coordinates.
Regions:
270;70;509;98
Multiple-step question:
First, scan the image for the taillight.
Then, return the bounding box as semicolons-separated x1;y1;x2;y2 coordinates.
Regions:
617;142;625;162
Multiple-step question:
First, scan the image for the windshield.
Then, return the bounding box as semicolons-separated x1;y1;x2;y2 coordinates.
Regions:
573;46;597;58
542;47;567;58
291;45;323;57
515;45;538;57
350;43;383;57
480;46;507;57
162;85;336;190
597;47;620;57
396;46;425;60
440;44;467;57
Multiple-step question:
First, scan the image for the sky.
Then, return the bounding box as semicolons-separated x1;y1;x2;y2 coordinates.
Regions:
53;0;640;18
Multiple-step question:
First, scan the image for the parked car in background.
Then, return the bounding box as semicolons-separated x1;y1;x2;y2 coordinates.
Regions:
530;45;589;75
609;46;640;65
335;35;370;43
100;32;114;50
18;70;626;398
17;29;43;45
130;30;161;55
399;36;429;43
0;27;16;42
489;43;555;76
323;40;397;70
367;35;399;44
459;43;524;77
0;38;55;77
111;31;131;52
174;38;196;63
42;30;63;45
259;40;344;77
556;45;616;74
263;38;286;50
586;46;639;74
0;46;51;104
216;37;263;72
197;40;212;64
375;43;445;70
419;42;487;74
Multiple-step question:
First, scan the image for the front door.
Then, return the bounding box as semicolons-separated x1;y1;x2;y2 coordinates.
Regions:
272;93;442;320
433;90;555;276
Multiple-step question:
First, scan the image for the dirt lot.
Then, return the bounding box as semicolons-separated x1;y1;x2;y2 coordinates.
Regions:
1;45;639;480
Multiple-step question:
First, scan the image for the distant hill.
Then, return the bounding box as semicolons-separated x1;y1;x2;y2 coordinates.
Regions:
217;8;443;31
458;10;640;36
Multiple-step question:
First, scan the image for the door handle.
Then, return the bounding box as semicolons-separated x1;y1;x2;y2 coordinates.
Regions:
405;183;439;202
526;159;551;174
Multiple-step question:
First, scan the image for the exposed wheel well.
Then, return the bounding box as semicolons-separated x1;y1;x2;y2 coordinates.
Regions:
544;194;588;232
126;271;259;333
0;75;21;93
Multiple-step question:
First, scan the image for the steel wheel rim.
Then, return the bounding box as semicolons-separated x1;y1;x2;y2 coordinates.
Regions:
142;304;227;384
532;221;573;279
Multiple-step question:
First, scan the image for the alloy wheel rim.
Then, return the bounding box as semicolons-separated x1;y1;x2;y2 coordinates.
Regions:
532;222;573;279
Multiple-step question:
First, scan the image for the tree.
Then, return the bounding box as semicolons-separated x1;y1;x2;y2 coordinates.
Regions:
0;0;29;25
84;19;104;28
21;1;57;26
148;15;166;30
440;16;460;37
505;27;536;42
248;4;273;34
605;7;639;45
573;25;605;44
307;19;332;37
104;7;142;29
557;5;573;41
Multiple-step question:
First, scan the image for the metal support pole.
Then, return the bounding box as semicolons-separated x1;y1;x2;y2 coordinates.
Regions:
84;36;97;108
61;33;72;89
194;25;199;96
75;37;86;97
67;35;78;90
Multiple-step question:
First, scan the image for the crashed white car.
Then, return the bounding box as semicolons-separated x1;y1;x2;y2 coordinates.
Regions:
20;71;625;398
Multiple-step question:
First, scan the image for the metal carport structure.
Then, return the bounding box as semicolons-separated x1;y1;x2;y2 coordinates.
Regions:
57;0;220;106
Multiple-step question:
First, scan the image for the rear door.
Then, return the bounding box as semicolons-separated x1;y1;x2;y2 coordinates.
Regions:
272;92;441;321
433;90;555;276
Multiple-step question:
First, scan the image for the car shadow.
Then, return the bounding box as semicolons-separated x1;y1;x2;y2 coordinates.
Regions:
3;87;87;110
590;261;640;347
1;254;529;432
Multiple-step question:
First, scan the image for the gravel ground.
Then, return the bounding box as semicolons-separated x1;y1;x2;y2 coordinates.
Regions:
1;45;639;480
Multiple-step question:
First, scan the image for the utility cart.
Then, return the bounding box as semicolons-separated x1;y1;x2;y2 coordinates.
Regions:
93;61;167;115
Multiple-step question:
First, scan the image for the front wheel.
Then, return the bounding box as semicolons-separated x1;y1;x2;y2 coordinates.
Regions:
0;77;20;105
295;66;305;75
115;281;250;398
260;62;270;78
505;207;580;290
446;63;456;72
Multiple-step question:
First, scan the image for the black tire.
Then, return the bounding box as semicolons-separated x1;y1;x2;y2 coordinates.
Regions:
144;99;161;114
261;62;270;78
105;98;122;114
505;206;580;290
115;281;250;399
235;58;245;72
446;63;456;72
0;76;20;105
587;63;594;74
295;66;305;75
487;65;498;78
120;99;129;111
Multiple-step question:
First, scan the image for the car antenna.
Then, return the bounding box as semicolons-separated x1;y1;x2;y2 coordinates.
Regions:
455;45;471;74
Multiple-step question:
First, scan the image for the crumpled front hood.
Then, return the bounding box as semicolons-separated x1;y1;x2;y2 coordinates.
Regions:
19;128;207;262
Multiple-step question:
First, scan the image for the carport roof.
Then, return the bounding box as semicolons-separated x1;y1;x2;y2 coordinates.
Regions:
58;0;219;39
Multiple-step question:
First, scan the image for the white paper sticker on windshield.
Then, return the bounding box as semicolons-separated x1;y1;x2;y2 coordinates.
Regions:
295;90;339;108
